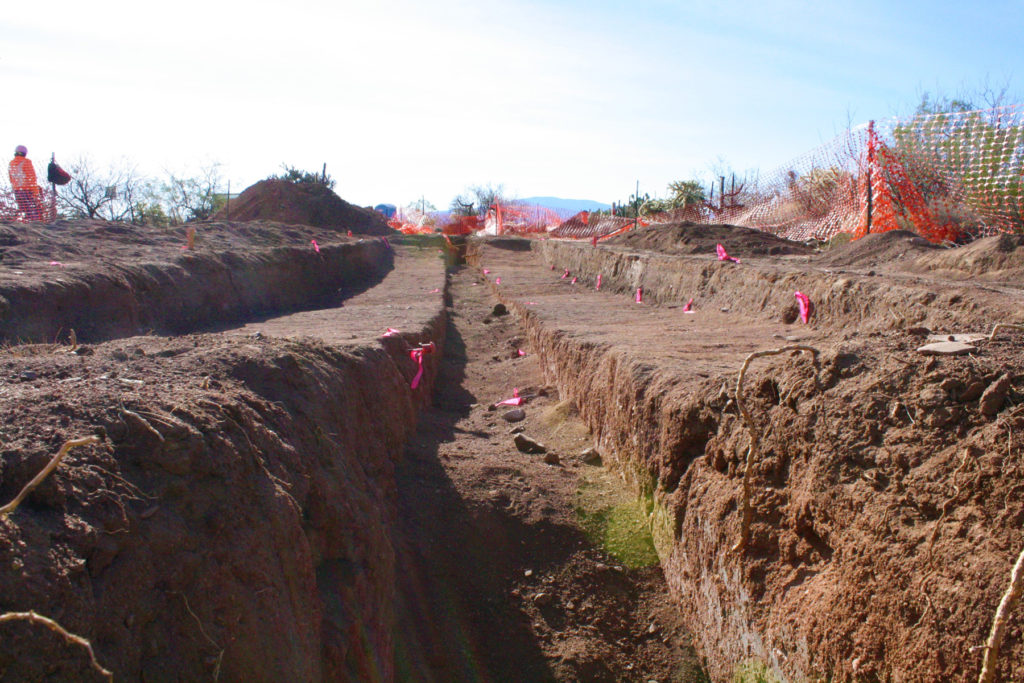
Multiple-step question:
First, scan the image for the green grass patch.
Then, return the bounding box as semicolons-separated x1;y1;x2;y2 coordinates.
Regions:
732;661;783;683
574;468;660;569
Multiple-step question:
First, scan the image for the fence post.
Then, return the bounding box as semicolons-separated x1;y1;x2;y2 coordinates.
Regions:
866;120;874;234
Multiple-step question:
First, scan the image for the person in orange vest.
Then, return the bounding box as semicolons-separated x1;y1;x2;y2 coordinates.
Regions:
9;145;43;221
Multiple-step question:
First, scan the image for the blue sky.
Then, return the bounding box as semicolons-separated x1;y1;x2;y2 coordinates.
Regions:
3;0;1021;209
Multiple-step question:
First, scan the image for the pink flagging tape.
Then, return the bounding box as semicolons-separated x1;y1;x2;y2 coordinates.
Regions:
526;301;538;305
409;342;436;389
383;328;400;337
571;277;577;284
596;274;602;291
311;239;321;254
347;230;353;237
497;388;522;406
682;298;693;312
550;264;555;270
716;243;740;263
794;291;811;324
483;269;490;274
495;277;501;285
518;349;526;356
429;288;440;293
562;269;569;279
49;261;64;267
636;287;643;304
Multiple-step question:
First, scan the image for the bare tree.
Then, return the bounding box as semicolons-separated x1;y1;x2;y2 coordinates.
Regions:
159;163;223;223
57;156;144;221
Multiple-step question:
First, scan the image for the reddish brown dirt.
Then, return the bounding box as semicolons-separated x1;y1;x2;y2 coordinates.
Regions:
606;221;814;257
470;232;1024;682
215;179;394;235
391;267;700;682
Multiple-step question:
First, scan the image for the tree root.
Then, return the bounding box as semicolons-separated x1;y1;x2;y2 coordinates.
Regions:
986;323;1024;341
0;610;112;681
0;435;100;517
730;345;820;554
978;545;1024;683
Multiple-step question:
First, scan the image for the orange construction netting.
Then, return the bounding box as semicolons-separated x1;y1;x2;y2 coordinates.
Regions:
552;104;1024;244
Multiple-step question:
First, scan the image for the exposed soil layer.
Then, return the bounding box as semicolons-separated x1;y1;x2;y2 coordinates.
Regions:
470;233;1024;682
0;218;393;343
606;222;814;257
0;242;446;681
391;267;699;682
216;179;394;235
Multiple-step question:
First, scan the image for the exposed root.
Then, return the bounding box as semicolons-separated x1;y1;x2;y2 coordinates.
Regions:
0;435;100;517
174;591;224;680
986;323;1024;341
978;545;1024;683
0;610;113;681
730;345;820;554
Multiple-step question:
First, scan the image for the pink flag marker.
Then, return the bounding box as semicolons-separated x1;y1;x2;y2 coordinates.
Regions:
347;230;353;237
716;243;740;263
596;274;602;291
562;269;569;279
550;264;555;270
409;342;436;389
497;388;523;406
311;239;321;254
495;277;501;285
483;268;490;274
794;291;812;324
383;327;400;337
570;277;577;284
429;288;440;293
49;260;65;267
682;298;693;312
526;301;538;305
518;349;526;357
591;235;598;247
636;287;643;304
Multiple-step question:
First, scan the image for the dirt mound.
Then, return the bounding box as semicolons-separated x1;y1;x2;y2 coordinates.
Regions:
910;232;1024;281
219;179;393;234
606;222;813;257
819;229;940;268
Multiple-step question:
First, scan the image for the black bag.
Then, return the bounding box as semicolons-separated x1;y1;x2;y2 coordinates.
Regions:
47;160;72;185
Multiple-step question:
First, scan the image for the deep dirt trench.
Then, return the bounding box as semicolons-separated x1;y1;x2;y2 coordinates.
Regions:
392;265;702;682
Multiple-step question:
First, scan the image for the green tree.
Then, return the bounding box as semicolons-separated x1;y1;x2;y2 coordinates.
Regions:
272;164;335;190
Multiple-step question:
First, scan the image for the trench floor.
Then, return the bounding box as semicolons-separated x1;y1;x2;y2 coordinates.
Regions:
392;265;704;682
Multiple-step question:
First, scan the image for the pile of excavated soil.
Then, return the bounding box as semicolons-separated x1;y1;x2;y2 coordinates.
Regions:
605;221;814;257
818;229;941;269
217;179;393;234
909;232;1024;282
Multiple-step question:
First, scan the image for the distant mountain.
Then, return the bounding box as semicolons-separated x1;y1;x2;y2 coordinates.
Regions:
518;196;611;213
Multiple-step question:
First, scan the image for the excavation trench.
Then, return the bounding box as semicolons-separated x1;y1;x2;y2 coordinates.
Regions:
2;224;1023;682
470;235;1024;682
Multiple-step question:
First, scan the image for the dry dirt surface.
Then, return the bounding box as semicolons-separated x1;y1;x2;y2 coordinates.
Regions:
471;227;1024;682
2;215;1024;682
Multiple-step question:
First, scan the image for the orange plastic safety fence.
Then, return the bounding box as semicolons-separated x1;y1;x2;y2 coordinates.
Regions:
551;104;1024;244
1;186;59;223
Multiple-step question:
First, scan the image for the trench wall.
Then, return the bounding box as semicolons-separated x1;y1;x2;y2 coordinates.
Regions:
472;239;1024;682
0;239;391;343
540;240;1017;333
0;246;445;681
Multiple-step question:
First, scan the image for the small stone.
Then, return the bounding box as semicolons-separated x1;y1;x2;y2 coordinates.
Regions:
524;569;533;577
73;345;94;356
959;380;986;403
533;592;554;606
492;303;509;316
980;374;1012;416
502;408;526;423
19;370;37;381
514;434;547;454
543;452;560;465
647;622;658;634
487;404;497;412
916;341;976;356
580;447;602;465
906;326;931;336
111;349;129;361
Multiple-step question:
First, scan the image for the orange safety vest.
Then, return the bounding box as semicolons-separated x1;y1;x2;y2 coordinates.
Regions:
9;156;38;190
